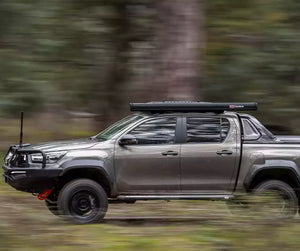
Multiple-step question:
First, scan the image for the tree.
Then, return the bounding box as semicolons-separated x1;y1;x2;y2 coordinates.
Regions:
146;0;205;101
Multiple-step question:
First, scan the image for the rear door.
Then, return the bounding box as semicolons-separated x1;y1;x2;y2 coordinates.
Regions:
180;115;240;194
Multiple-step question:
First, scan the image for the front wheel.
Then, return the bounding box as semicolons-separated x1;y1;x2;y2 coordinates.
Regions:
58;179;108;224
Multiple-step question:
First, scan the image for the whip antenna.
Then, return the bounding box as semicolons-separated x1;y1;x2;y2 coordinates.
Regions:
20;111;23;147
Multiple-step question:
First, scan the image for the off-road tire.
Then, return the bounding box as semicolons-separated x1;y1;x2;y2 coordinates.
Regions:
254;179;298;217
58;179;108;224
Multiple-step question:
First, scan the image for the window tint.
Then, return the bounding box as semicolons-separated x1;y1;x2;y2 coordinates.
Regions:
186;117;230;143
127;117;176;145
242;119;260;140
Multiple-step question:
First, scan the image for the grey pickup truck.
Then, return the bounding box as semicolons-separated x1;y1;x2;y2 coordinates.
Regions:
3;102;300;223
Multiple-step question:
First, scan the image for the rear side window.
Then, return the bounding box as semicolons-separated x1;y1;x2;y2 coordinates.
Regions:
127;117;176;145
242;118;260;140
186;117;230;143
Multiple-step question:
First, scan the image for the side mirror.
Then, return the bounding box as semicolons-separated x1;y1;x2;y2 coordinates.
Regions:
119;135;138;146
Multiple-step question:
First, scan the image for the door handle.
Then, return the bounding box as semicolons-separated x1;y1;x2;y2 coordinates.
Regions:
216;150;233;156
162;151;178;156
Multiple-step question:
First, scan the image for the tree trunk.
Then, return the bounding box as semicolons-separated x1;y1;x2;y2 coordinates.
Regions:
149;0;205;101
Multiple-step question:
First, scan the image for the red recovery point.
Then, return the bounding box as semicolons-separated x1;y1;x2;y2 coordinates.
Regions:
38;189;53;200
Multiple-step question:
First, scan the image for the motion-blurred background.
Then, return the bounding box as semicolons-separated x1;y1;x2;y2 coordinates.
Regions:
1;0;300;250
0;0;299;148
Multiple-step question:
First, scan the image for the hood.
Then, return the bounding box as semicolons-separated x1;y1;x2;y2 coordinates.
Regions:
276;135;300;143
30;138;98;152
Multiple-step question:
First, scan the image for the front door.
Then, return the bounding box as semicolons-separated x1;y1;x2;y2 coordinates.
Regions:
180;116;240;194
114;116;180;194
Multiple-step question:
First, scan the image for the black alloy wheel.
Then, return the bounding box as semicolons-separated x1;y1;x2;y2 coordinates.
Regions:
58;179;108;224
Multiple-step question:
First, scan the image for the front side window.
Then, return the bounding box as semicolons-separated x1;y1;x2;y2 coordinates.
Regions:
186;117;230;143
96;115;143;141
127;117;176;145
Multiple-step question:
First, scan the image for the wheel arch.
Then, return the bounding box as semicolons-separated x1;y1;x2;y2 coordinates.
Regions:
56;160;114;197
244;162;300;193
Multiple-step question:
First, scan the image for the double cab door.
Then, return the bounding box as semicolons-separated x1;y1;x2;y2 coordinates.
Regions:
114;117;181;193
180;116;239;194
114;115;240;194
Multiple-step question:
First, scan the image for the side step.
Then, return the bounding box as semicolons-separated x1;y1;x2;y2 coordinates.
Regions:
114;194;233;201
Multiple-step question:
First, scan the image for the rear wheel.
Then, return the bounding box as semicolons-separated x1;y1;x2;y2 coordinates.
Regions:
58;179;108;224
253;180;298;218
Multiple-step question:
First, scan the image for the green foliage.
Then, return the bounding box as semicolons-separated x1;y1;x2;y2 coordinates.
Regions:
0;0;156;117
0;0;299;133
206;0;300;132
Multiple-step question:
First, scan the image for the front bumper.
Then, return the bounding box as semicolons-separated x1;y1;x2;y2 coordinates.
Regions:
3;164;62;193
3;146;62;193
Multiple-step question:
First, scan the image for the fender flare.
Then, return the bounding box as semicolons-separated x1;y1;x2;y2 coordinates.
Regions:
244;159;300;190
58;159;114;186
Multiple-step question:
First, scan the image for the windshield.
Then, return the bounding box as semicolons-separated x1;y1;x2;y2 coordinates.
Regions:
95;115;143;141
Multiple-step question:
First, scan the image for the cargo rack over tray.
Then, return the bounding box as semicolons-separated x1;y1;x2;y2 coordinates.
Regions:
130;102;258;113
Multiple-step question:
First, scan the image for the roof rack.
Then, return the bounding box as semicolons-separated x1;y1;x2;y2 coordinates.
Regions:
130;102;258;113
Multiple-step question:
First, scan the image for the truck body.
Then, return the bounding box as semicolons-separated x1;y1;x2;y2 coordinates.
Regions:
3;102;300;223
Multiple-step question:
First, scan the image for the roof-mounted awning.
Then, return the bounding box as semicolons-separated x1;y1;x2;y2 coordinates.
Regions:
130;102;258;113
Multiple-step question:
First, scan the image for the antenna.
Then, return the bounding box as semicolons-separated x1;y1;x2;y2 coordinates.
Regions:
20;111;23;147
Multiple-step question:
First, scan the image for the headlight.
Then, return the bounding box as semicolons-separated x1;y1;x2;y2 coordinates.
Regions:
5;151;13;164
46;151;67;163
31;151;67;164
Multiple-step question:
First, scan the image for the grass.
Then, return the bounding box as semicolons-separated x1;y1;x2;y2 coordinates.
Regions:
1;151;300;250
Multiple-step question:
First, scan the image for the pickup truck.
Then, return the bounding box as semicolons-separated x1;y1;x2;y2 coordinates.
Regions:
3;102;300;223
